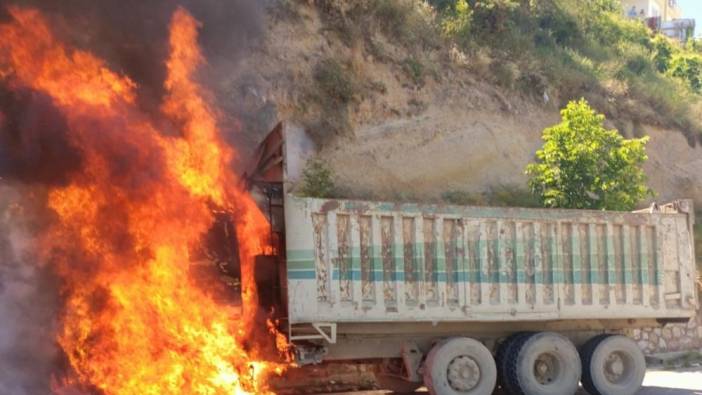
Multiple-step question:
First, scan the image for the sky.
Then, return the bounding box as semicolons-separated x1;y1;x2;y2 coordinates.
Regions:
679;0;702;37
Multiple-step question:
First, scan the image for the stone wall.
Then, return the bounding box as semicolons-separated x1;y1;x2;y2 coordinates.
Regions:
626;302;702;354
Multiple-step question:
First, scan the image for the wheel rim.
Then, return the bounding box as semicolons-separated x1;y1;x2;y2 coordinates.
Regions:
447;355;481;391
603;351;635;385
532;352;562;385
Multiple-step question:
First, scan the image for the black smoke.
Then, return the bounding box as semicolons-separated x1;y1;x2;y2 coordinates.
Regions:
0;86;84;185
0;0;264;116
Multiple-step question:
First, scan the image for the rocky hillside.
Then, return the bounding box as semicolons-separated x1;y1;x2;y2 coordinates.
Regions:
223;1;702;206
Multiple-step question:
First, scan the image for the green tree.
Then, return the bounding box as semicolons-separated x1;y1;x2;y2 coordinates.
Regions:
526;99;651;211
299;159;335;198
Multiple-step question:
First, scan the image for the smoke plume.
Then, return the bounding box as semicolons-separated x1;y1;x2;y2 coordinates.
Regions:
0;185;60;395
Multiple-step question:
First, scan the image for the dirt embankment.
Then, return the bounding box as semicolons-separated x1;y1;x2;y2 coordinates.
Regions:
223;2;702;206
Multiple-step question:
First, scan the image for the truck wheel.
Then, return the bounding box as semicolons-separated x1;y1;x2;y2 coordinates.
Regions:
497;332;535;393
423;337;496;395
580;335;646;395
504;332;581;395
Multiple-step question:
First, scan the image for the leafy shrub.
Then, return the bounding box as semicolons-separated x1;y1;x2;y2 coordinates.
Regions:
372;0;439;49
486;185;541;208
314;59;356;104
491;60;517;88
652;35;674;72
669;53;702;93
440;0;472;44
402;57;425;86
526;99;652;211
299;159;335;198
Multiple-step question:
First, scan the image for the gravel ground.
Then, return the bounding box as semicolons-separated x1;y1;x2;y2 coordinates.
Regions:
323;368;702;395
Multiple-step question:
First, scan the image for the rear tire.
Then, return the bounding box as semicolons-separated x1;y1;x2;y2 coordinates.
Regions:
423;337;496;395
580;334;646;395
503;331;581;395
496;332;534;393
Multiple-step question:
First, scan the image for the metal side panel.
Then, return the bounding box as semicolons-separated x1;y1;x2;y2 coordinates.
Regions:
285;196;697;324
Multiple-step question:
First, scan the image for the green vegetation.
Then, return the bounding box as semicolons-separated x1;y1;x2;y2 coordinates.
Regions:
441;190;481;205
431;0;702;135
310;1;702;138
669;53;702;93
526;99;651;211
299;159;336;198
402;56;425;86
441;185;540;208
372;0;439;49
314;59;357;105
309;58;359;141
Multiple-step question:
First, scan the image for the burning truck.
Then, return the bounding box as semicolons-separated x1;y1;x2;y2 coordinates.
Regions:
242;123;699;395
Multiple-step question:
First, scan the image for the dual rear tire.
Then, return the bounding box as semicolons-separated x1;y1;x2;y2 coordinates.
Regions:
380;333;646;395
499;332;581;395
580;335;646;395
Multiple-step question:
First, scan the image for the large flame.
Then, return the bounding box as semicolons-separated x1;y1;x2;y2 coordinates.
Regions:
0;6;284;395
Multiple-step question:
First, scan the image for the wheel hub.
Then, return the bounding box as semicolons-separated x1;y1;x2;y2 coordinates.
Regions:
533;353;559;385
605;353;626;382
447;355;481;391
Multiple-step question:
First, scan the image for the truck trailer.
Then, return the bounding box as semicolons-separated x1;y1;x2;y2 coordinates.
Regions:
242;123;699;395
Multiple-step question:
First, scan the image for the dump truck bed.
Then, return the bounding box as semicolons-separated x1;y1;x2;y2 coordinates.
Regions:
285;196;697;324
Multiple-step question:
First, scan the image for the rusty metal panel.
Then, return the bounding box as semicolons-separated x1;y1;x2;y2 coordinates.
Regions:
285;196;698;324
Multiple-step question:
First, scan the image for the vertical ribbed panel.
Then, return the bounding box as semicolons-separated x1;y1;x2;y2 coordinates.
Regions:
638;225;649;307
381;216;397;307
370;215;384;309
359;215;374;302
517;222;530;306
561;223;574;305
622;225;636;304
443;219;460;305
612;224;625;304
403;217;418;304
465;220;482;305
532;222;543;305
393;214;405;308
327;211;339;304
337;214;352;302
595;224;607;305
543;223;557;305
588;224;599;305
485;222;499;305
423;217;438;304
313;213;329;302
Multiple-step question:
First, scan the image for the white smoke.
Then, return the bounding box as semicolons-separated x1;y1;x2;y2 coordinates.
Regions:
0;184;59;395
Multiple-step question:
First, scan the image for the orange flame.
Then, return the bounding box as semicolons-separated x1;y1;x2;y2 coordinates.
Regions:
0;6;286;395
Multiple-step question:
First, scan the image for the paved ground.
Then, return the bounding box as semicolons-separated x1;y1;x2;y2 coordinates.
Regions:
637;368;702;394
323;368;702;395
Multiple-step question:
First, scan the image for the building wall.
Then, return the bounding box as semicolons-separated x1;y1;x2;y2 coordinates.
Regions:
622;0;682;21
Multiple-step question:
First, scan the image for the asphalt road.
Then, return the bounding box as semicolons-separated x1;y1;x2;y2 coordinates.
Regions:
324;368;702;395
